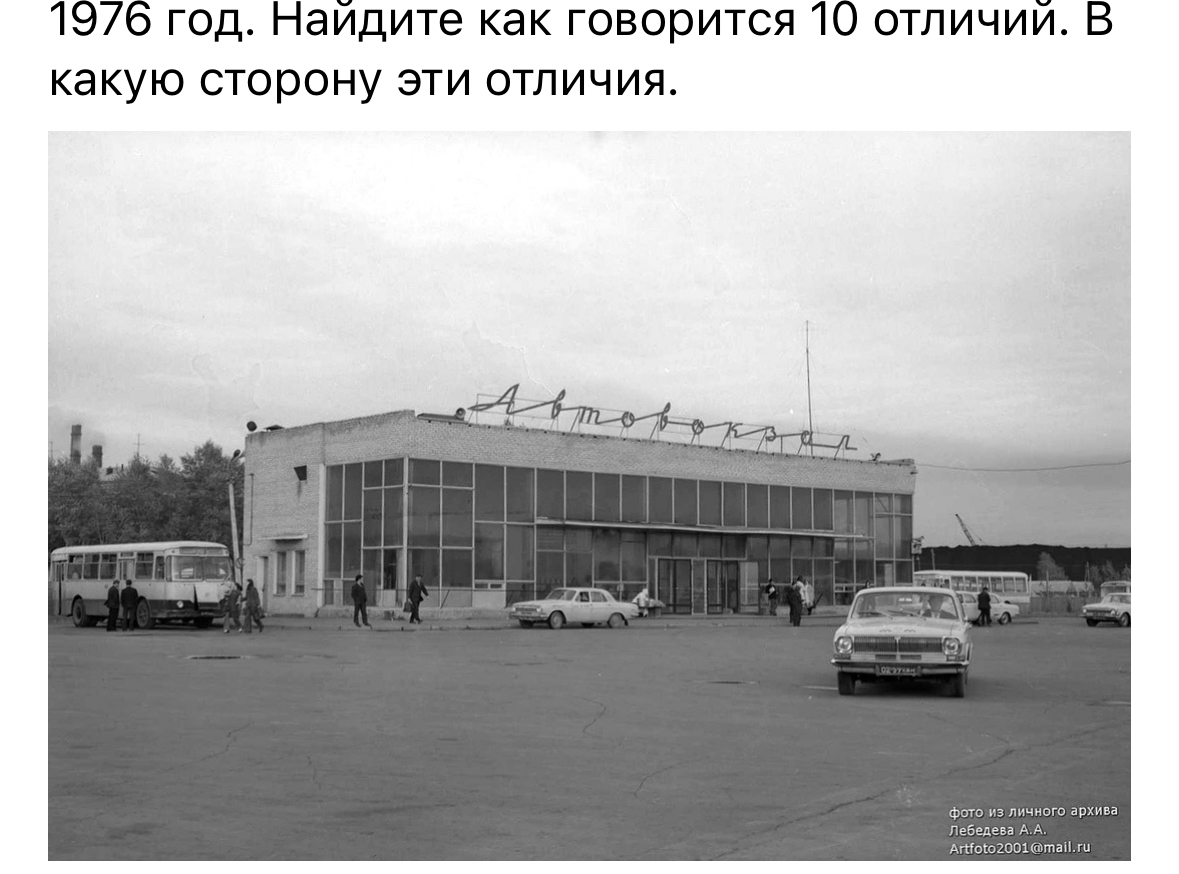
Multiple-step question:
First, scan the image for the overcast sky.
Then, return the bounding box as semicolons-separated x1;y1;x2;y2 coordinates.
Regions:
47;132;1130;548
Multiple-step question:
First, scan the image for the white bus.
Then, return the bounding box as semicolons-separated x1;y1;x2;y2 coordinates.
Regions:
50;541;233;629
912;569;1031;609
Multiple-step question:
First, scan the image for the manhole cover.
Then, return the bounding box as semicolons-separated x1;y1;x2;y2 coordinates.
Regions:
186;655;246;660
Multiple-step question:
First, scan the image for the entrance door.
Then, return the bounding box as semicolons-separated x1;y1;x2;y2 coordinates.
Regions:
656;558;693;614
706;560;741;614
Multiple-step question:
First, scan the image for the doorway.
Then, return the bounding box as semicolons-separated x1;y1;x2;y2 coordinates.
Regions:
706;560;740;614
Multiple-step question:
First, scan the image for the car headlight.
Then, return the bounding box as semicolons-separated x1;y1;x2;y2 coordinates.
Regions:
834;636;853;656
942;637;962;656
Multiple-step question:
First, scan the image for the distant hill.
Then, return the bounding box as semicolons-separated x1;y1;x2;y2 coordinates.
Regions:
917;544;1130;582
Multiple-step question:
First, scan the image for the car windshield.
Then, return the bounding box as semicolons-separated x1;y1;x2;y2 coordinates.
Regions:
852;591;960;620
1107;594;1130;604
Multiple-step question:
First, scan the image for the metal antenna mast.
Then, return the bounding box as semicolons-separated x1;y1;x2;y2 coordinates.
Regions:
805;320;814;456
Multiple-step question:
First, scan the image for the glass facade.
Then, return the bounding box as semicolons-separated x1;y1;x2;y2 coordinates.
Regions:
320;455;914;613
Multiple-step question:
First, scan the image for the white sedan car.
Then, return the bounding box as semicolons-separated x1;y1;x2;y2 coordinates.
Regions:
956;592;1021;625
509;587;639;629
1082;593;1131;627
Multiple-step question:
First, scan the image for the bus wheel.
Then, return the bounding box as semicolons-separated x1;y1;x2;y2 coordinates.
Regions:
71;598;89;628
136;599;155;630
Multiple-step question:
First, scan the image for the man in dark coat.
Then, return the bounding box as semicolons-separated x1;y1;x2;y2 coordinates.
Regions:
407;574;428;625
223;583;243;633
977;587;992;626
351;573;371;629
244;579;263;633
765;579;779;616
784;581;803;627
119;579;138;631
105;580;121;632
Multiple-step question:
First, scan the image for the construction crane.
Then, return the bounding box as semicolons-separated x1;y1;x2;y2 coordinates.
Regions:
955;514;984;547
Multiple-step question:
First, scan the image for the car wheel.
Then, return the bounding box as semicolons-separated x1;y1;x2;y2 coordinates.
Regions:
607;613;626;629
949;672;966;698
136;598;155;630
836;672;855;696
1085;618;1098;627
518;620;534;628
1117;613;1130;627
998;612;1011;625
548;611;565;630
71;598;89;628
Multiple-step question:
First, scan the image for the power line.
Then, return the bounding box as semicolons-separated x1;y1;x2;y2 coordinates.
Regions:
920;460;1130;473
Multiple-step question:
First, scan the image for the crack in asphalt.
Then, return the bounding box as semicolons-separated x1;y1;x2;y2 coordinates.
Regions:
699;717;1126;860
155;720;254;775
576;697;608;736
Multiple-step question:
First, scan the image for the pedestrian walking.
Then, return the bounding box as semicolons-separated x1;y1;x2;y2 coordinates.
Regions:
351;573;371;628
223;583;243;633
407;574;428;624
801;578;815;615
785;580;803;626
243;579;264;633
105;579;121;632
977;586;992;627
765;579;779;616
120;579;138;631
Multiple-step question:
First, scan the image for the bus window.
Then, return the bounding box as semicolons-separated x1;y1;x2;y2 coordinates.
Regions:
155;555;165;580
135;552;154;579
98;553;117;579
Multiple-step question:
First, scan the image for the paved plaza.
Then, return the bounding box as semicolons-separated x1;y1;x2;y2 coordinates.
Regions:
48;615;1131;860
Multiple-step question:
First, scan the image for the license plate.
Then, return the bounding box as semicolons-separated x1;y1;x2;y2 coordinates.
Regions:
877;665;918;677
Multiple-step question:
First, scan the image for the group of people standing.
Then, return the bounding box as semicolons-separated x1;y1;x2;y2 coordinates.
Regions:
104;578;139;631
221;580;264;633
765;576;813;626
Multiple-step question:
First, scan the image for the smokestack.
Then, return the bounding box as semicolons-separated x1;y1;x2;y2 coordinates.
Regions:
70;425;82;465
92;445;103;468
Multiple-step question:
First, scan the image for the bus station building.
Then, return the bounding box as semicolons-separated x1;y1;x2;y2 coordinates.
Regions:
241;403;917;617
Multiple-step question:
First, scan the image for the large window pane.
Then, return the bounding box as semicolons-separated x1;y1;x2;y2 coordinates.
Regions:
364;460;383;488
594;473;620;523
410;459;440;485
474;523;504;580
342;521;362;580
384;457;404;486
621;475;646;523
697;533;721;557
537;551;565;594
792;488;813;530
698;480;721;526
326;465;344;521
383;486;403;546
567;552;592;587
854;493;872;538
672;533;697;558
408;486;441;547
442;488;473;546
325;522;342;576
343;464;363;520
475;465;504;521
769;485;790;529
895;494;912;514
834;490;853;534
813;489;833;531
566;471;592;521
747;484;768;528
648;532;673;556
594;529;620;582
506;525;534;580
673;478;697;526
409;548;440;588
649;476;673;524
621;531;646;581
441;549;473;588
506;467;535;523
723;482;745;527
363;488;382;547
442;461;473;487
537;469;564;519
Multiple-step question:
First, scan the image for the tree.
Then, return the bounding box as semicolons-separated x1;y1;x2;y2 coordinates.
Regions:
47;439;243;554
1036;551;1068;582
